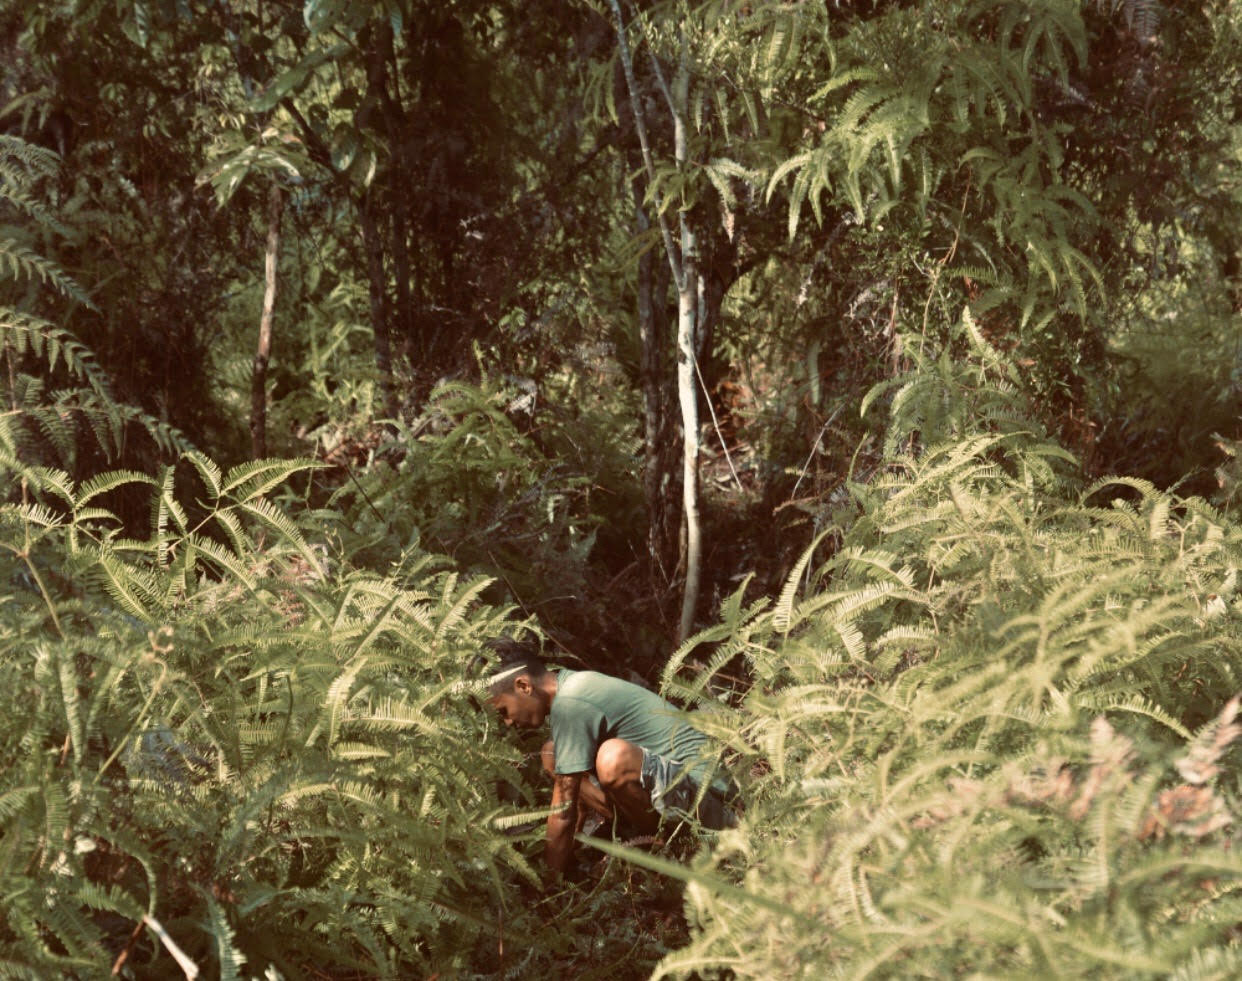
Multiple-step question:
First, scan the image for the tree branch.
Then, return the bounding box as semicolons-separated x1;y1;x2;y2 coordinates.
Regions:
628;1;678;120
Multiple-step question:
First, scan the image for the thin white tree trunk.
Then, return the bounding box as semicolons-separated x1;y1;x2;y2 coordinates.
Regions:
676;242;701;641
609;0;704;641
250;183;282;459
671;40;701;643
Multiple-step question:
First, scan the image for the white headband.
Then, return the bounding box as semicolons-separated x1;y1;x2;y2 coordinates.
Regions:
486;664;528;689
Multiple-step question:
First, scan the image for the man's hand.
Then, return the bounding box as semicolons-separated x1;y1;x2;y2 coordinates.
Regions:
545;772;583;879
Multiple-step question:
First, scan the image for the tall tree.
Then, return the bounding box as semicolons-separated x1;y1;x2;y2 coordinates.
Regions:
608;0;705;641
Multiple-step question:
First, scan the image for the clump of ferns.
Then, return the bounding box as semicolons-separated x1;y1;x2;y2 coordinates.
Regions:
655;672;1242;978
651;348;1242;977
2;137;192;488
1;437;552;973
2;540;546;977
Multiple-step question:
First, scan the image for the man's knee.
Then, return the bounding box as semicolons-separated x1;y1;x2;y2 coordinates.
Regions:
594;738;642;789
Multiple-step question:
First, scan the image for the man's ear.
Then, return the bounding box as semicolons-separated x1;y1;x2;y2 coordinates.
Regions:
514;675;533;695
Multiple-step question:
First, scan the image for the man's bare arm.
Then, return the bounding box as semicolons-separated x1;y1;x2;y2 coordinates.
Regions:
546;772;583;876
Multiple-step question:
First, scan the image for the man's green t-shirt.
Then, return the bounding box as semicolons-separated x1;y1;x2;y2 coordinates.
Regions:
549;669;708;777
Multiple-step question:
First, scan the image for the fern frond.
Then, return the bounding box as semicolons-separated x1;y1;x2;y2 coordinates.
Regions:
0;133;61;176
182;449;223;500
73;469;157;509
205;895;246;981
90;547;161;622
222;457;320;501
773;529;833;632
184;534;260;594
1089;695;1192;740
0;237;93;308
0;186;71;237
235;497;322;570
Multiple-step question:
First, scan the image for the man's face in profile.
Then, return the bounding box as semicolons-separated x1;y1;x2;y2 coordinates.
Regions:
489;674;546;730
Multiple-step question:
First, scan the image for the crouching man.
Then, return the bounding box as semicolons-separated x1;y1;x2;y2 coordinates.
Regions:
486;646;736;879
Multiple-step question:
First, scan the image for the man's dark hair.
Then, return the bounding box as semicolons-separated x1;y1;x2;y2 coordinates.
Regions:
485;636;548;695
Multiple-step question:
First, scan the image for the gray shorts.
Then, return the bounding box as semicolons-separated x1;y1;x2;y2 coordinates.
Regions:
639;748;737;830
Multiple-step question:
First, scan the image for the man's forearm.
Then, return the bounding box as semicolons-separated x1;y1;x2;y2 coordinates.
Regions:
545;806;577;875
546;772;583;877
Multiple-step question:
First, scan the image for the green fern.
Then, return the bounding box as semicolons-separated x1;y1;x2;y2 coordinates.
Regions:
1;136;191;481
650;338;1242;976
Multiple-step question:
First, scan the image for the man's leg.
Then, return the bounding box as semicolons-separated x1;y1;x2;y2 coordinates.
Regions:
593;738;660;835
541;739;613;828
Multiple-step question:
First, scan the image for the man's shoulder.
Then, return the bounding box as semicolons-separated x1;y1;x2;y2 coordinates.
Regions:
558;668;608;694
552;670;608;715
559;669;653;702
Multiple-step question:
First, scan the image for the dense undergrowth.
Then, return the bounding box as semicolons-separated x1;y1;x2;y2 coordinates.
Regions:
637;318;1242;977
660;438;1242;977
5;125;1242;978
0;446;687;978
2;134;685;978
5;303;1240;977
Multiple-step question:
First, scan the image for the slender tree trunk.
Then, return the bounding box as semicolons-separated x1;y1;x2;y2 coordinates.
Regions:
250;183;283;459
671;44;702;643
359;190;398;418
356;24;399;419
633;176;679;579
676;261;701;640
635;187;662;538
372;22;416;370
609;0;703;641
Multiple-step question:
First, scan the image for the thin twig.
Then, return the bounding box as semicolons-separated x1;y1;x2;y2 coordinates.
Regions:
142;915;199;979
342;458;386;523
693;355;744;493
497;900;504;968
789;404;844;503
920;177;971;354
111;918;147;976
